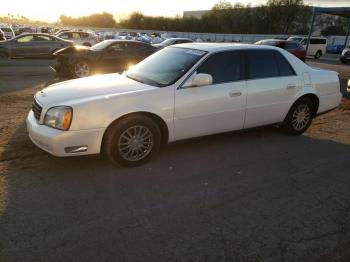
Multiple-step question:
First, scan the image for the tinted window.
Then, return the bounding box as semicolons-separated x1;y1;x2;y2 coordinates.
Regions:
72;32;80;39
312;38;326;44
197;51;241;84
108;42;127;52
246;50;279;79
128;42;148;50
17;35;34;43
284;42;299;50
274;52;295;76
80;32;89;38
59;33;71;39
35;35;52;41
1;28;12;32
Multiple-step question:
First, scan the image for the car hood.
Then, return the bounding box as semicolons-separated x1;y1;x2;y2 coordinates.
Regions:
35;73;157;107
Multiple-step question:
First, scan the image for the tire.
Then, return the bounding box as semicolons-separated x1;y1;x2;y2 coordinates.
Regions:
72;60;90;78
282;97;315;135
314;50;322;59
103;115;161;167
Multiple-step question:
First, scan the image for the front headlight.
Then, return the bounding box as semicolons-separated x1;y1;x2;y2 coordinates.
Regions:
342;49;347;55
44;106;73;130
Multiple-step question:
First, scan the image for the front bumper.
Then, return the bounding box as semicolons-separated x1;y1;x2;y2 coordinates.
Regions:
340;54;350;62
26;111;105;157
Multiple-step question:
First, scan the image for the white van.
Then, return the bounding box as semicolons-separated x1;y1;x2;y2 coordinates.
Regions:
288;36;327;59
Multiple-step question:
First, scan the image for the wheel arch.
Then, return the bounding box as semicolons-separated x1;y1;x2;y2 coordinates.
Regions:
101;111;170;152
292;93;320;117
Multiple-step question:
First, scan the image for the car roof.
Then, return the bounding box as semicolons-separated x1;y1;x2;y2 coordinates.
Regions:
14;33;53;37
172;42;282;52
101;39;151;44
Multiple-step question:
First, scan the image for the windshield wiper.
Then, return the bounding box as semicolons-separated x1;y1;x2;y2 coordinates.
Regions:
126;73;163;87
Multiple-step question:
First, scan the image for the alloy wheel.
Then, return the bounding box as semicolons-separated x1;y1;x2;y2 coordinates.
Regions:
74;62;90;78
118;125;154;162
291;103;311;131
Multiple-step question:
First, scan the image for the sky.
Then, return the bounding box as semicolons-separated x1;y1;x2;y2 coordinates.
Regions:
1;0;349;22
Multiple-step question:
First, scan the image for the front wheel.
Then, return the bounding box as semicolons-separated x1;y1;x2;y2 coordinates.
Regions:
103;115;161;167
72;60;90;78
282;98;314;135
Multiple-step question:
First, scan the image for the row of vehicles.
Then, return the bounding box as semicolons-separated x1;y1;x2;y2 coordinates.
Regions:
27;42;342;166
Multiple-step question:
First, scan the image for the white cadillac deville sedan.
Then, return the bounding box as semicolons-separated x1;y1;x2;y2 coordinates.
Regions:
27;43;342;166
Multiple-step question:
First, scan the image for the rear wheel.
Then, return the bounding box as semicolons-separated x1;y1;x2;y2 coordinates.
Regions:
282;97;315;135
72;60;90;78
314;50;322;59
103;115;161;167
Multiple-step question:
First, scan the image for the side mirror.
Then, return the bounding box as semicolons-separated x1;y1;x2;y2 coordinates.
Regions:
183;73;213;88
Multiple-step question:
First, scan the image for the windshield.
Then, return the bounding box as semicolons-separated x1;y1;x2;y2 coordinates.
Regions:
160;39;174;46
126;47;206;87
90;40;113;51
289;37;303;43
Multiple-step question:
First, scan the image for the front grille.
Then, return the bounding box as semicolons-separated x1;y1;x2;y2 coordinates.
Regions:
32;99;43;121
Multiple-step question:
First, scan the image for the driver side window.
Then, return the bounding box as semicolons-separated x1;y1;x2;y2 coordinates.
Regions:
17;35;34;43
196;51;242;84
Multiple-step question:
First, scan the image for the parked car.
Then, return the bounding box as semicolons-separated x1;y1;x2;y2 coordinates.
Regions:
255;39;306;61
27;43;342;167
340;46;350;64
288;36;327;59
0;26;15;40
0;30;5;41
326;44;345;54
52;40;158;78
153;38;193;49
56;31;98;46
0;33;73;59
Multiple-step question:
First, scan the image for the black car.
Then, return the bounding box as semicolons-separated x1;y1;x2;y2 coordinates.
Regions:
53;40;158;78
340;46;350;64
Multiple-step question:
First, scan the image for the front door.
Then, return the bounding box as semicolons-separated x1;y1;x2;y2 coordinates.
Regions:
174;51;247;140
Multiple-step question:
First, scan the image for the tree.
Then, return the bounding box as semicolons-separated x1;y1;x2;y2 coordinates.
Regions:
60;12;116;28
321;25;346;36
212;0;233;10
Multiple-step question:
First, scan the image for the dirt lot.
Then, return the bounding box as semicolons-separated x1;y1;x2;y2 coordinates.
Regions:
0;56;350;262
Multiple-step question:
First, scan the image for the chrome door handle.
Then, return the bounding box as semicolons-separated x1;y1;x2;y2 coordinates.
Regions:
286;84;296;89
229;91;242;97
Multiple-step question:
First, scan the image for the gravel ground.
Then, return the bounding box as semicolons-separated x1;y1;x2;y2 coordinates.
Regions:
0;56;349;262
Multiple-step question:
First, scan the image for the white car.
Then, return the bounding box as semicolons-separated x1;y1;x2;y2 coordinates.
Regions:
56;31;98;46
27;43;342;166
288;36;327;59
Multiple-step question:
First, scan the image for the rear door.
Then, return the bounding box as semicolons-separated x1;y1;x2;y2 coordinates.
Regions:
244;49;301;128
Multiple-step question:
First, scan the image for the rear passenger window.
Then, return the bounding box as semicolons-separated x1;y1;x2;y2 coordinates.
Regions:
246;50;279;79
197;51;241;84
274;52;295;76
